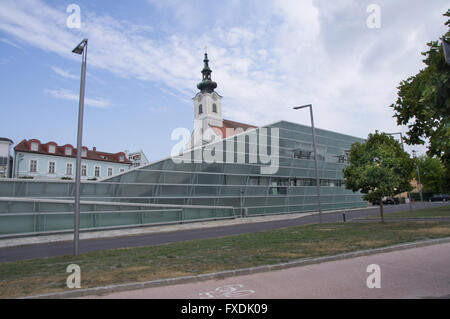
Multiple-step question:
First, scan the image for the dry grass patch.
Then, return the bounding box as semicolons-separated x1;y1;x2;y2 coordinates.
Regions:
1;217;450;299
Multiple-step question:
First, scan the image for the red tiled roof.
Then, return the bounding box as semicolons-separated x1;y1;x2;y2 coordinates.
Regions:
211;119;257;138
14;139;132;164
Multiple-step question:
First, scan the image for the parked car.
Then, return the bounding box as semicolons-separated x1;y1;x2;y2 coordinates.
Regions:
429;194;449;202
383;197;399;205
372;197;400;205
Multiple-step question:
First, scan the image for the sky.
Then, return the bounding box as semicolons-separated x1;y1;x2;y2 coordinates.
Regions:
0;0;448;162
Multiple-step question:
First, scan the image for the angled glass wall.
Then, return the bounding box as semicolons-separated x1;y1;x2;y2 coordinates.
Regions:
0;120;367;236
105;120;367;215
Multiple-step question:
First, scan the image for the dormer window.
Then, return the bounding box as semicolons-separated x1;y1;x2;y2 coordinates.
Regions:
65;147;72;156
213;103;217;113
82;149;87;157
31;142;38;151
199;104;203;114
119;155;124;162
48;145;56;153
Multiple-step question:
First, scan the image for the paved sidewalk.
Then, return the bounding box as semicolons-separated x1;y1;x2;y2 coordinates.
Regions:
82;242;450;299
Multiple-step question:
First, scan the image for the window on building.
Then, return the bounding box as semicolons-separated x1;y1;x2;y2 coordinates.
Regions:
212;103;217;113
82;149;87;157
108;167;113;176
199;104;203;114
48;161;55;174
30;160;37;173
81;165;87;177
119;155;124;162
48;145;56;153
120;168;125;173
65;147;72;156
249;176;260;185
270;178;289;195
66;163;73;175
31;142;38;151
94;166;100;177
293;149;312;160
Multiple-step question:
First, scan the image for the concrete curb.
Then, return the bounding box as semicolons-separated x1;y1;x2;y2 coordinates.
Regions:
21;236;450;299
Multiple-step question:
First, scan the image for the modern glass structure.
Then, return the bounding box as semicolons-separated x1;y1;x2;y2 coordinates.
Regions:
0;54;368;237
0;120;367;236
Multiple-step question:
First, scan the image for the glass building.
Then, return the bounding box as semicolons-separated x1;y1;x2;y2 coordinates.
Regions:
0;54;368;236
0;120;367;236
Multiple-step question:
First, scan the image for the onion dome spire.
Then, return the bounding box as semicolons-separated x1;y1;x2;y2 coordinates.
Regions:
197;52;217;93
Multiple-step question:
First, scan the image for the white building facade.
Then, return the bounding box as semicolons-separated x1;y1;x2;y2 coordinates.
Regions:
13;139;131;180
0;138;13;178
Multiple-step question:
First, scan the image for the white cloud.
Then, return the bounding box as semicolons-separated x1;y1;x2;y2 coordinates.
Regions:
44;88;112;108
51;66;78;79
0;0;448;151
1;37;24;51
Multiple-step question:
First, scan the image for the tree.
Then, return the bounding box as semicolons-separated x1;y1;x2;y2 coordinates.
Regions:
343;132;414;223
390;10;450;181
415;155;448;194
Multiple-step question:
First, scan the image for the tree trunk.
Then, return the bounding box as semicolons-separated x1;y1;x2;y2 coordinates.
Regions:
379;200;385;224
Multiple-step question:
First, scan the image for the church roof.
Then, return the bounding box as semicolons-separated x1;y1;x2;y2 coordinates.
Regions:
211;119;257;138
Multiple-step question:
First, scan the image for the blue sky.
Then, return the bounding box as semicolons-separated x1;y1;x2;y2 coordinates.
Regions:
0;0;448;161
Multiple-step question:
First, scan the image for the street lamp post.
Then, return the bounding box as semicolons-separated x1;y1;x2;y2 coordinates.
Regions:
293;104;322;223
387;132;412;211
72;38;88;256
412;150;423;202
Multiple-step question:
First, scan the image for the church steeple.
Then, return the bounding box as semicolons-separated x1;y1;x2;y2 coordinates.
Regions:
197;53;217;93
189;51;224;149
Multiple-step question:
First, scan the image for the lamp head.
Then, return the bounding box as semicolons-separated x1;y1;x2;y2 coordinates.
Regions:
293;104;312;110
72;39;88;55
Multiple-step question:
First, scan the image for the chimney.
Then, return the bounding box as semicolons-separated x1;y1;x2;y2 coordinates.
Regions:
93;146;96;152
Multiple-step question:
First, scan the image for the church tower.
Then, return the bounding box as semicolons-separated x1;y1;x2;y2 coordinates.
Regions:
192;53;223;134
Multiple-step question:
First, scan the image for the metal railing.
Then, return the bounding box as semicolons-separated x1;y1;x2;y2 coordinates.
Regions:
0;197;237;238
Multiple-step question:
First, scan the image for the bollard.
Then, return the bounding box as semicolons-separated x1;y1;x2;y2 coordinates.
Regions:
342;212;347;222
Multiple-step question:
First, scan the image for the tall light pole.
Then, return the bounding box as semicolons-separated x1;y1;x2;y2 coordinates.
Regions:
293;104;322;223
412;150;423;202
72;38;88;256
387;132;412;211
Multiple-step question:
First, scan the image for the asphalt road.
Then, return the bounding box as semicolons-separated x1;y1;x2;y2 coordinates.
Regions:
0;202;448;263
84;241;450;299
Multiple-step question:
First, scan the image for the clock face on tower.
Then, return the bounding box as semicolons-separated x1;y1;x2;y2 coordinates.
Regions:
212;94;218;101
197;95;202;102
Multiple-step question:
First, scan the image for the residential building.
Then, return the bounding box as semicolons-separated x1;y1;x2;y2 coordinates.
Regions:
126;150;149;168
13;139;132;180
0;137;13;178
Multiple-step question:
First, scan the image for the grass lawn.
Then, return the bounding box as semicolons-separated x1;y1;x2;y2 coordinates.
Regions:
362;204;450;219
1;216;450;298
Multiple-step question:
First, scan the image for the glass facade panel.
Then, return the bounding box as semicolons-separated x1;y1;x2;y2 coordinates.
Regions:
0;120;368;236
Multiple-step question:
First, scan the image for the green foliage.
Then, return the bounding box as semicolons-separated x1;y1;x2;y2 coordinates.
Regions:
343;132;414;203
390;10;450;175
415;155;448;193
